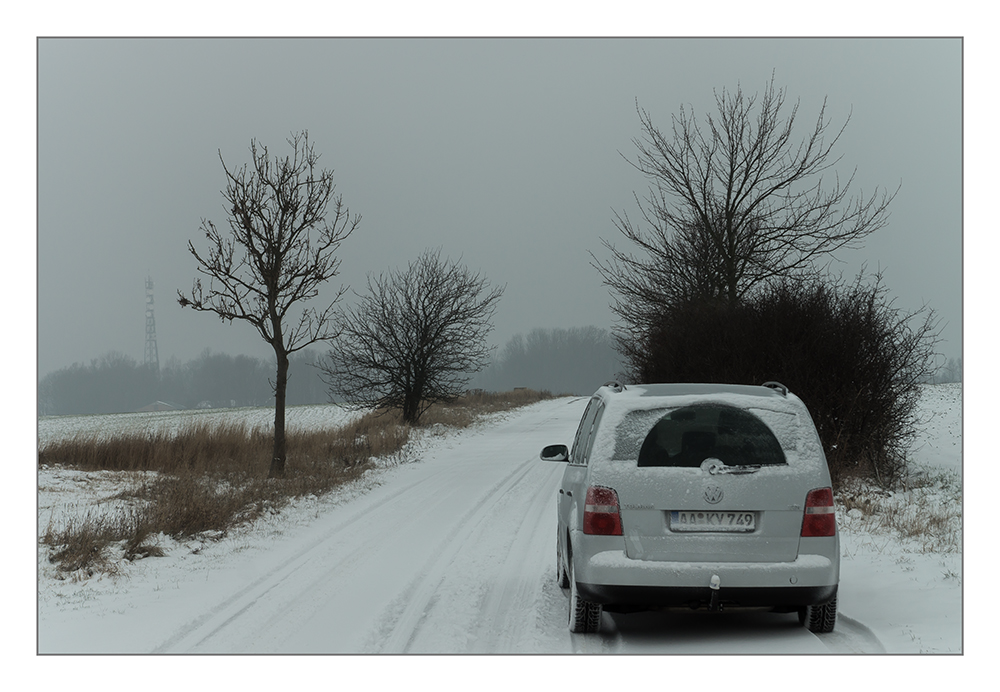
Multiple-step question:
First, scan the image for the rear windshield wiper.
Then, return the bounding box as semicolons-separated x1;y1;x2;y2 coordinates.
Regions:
704;460;763;475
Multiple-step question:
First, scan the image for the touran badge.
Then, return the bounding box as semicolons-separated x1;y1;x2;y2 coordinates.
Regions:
704;485;724;504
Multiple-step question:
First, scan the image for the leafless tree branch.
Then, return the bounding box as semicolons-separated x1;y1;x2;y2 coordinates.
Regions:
593;76;898;352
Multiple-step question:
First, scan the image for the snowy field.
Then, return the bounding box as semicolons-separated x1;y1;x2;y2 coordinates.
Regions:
32;385;964;679
38;402;362;442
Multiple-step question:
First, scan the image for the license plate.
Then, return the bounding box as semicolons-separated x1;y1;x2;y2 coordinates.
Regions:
670;511;757;532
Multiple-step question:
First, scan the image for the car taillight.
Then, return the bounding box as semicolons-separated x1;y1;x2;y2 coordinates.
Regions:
583;486;623;536
801;487;836;537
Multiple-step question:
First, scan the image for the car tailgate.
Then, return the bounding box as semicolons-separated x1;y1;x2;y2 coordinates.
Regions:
614;468;808;563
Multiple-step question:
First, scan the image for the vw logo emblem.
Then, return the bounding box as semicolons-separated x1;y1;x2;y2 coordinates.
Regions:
704;485;724;504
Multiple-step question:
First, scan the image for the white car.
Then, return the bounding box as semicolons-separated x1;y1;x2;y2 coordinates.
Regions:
541;381;840;634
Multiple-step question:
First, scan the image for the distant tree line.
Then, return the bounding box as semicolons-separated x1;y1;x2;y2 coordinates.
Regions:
38;348;329;416
472;326;625;396
38;326;629;416
928;357;962;384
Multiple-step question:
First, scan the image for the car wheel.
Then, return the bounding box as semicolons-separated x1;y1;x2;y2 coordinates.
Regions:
568;558;602;633
556;532;569;589
800;595;837;634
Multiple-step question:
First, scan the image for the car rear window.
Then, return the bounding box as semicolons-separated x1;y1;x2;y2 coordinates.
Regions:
613;403;788;467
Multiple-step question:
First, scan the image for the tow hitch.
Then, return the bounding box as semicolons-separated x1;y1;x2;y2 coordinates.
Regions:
709;574;722;611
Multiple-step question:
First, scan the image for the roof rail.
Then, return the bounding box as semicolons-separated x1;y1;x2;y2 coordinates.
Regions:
761;381;788;396
602;380;626;393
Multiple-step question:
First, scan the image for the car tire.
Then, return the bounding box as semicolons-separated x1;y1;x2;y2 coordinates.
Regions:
568;558;602;633
556;532;570;589
800;595;837;634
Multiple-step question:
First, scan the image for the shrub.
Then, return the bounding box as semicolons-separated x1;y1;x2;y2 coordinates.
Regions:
630;271;938;486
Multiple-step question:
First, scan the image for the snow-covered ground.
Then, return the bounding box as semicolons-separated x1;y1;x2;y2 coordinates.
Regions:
34;386;963;671
38;402;362;442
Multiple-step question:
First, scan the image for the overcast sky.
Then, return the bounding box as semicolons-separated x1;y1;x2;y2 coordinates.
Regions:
37;37;961;379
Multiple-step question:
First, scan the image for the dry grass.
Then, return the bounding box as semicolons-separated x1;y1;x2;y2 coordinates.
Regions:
39;389;554;575
418;388;557;428
42;510;128;576
836;469;962;553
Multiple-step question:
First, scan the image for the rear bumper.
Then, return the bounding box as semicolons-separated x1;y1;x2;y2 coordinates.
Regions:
576;548;838;609
578;582;837;610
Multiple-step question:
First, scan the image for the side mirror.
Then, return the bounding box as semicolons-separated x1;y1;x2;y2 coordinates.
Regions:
540;444;569;462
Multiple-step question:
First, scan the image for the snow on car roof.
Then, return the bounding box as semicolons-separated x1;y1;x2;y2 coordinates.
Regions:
596;383;806;418
610;382;787;400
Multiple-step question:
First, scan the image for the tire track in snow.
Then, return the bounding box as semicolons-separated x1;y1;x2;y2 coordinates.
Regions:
818;612;887;653
182;521;390;652
367;454;543;653
469;460;563;652
215;458;510;652
150;468;447;653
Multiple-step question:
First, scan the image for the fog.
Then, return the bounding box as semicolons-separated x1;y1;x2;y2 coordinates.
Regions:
37;38;961;386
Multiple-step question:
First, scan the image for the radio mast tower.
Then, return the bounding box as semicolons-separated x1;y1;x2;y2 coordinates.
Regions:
144;276;160;373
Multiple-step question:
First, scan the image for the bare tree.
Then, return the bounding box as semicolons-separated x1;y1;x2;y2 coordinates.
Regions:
594;76;898;349
320;249;504;424
178;131;359;478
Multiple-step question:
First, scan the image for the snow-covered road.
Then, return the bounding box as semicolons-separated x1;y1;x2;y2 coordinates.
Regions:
39;396;922;654
153;399;573;654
